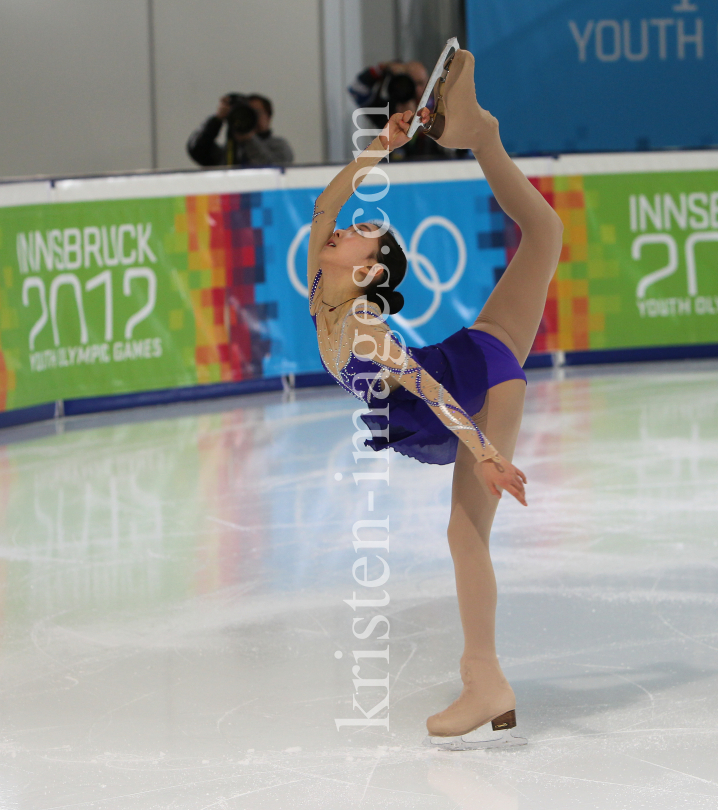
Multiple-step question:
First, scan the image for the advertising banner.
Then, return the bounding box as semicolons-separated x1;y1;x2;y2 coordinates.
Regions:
554;171;718;351
0;180;503;413
465;0;718;154
0;194;275;413
1;163;718;414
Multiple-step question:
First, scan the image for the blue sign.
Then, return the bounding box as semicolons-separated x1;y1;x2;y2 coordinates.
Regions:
256;179;503;378
466;0;717;154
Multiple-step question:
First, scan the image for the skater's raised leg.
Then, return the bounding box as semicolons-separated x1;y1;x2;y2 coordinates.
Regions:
419;49;564;365
469;122;563;365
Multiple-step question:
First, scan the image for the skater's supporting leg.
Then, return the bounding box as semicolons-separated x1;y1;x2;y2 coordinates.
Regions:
468;116;564;366
427;378;525;736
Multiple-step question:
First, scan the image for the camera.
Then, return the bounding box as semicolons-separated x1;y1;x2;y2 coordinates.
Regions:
225;93;258;136
361;70;417;131
378;72;416;115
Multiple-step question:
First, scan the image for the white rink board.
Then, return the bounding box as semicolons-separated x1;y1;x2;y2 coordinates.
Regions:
2;149;718;208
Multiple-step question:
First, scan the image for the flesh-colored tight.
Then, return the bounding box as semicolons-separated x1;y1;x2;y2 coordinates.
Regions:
430;126;563;732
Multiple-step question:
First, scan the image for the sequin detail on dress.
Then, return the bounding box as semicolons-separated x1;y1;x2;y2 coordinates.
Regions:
351;311;489;449
309;268;322;307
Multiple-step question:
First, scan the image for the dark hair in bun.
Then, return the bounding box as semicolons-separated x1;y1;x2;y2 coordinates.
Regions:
365;227;407;315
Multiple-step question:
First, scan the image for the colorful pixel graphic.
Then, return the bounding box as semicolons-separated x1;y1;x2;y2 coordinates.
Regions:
486;174;621;354
169;193;277;385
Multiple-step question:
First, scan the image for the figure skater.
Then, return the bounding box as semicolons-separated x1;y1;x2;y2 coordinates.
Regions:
307;47;563;748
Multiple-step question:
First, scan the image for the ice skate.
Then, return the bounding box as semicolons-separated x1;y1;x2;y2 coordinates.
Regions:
423;661;527;751
407;37;460;139
409;45;497;151
423;709;528;751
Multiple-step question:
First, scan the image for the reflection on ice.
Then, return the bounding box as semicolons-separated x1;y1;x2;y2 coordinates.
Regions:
0;359;717;808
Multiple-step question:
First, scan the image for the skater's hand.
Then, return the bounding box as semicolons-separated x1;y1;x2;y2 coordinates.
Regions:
379;110;415;151
388;106;431;138
480;454;527;506
416;107;432;128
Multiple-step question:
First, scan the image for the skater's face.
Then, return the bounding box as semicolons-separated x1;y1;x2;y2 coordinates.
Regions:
320;222;384;284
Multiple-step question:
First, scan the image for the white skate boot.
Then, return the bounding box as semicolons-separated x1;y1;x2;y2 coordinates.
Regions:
423;708;528;751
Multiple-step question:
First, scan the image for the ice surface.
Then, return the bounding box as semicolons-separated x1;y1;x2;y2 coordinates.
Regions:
0;359;717;809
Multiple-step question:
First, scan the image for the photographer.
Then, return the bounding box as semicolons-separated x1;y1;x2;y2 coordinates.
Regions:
187;93;294;168
348;61;460;161
349;60;428;120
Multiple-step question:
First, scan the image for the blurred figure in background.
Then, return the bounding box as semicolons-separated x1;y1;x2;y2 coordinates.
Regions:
349;60;461;161
349;60;429;118
187;93;294;168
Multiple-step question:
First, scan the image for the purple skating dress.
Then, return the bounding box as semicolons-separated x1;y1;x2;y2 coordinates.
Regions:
310;269;527;466
307;136;525;466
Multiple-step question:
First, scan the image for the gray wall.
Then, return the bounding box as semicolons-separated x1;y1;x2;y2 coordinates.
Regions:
359;0;466;81
0;0;153;178
0;0;324;179
395;0;466;67
153;0;324;171
361;0;398;67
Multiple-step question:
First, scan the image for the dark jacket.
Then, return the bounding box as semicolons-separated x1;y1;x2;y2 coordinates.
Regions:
187;116;294;167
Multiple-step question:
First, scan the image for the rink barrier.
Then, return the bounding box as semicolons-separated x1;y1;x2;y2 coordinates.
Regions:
4;339;718;431
0;368;339;428
2;149;718;428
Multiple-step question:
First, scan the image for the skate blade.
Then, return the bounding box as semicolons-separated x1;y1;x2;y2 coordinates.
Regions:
407;36;460;138
423;728;528;751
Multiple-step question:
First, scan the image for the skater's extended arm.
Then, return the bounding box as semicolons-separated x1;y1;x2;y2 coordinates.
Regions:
352;303;500;465
307;137;388;302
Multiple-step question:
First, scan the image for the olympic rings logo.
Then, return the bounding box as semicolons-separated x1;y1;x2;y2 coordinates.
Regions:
286;216;466;328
